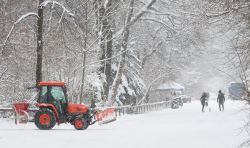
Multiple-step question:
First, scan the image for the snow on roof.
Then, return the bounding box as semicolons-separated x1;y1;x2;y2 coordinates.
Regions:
156;81;184;91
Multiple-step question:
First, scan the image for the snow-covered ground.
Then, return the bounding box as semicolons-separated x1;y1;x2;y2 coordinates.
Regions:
0;100;248;148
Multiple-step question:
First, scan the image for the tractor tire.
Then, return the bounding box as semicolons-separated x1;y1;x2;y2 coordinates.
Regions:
73;118;88;130
34;108;56;130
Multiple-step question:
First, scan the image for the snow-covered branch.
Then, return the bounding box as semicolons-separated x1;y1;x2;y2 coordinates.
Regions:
137;74;168;105
2;12;38;51
2;1;74;51
40;0;75;17
113;0;157;38
142;41;162;69
72;45;131;74
205;2;250;18
140;17;175;33
15;12;39;25
128;0;157;27
205;10;231;18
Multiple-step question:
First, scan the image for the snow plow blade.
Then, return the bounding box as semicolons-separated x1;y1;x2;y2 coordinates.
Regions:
95;108;116;125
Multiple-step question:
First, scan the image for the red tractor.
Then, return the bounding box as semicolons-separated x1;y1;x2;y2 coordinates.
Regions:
33;81;99;130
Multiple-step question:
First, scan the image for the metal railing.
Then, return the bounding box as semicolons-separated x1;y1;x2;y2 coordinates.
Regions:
114;101;171;116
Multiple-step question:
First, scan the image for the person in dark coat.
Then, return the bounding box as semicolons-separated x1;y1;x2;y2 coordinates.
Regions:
217;90;225;111
90;98;96;109
200;92;207;112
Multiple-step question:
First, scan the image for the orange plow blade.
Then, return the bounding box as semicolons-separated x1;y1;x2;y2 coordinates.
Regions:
95;108;116;125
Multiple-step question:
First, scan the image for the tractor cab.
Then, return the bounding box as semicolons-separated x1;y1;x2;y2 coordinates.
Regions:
38;82;67;103
37;82;68;120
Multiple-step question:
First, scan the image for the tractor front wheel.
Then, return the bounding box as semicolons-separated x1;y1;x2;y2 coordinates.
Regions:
73;118;88;130
35;108;56;130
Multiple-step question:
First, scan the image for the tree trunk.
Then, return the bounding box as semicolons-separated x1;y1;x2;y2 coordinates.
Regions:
109;0;157;105
104;1;113;99
36;0;44;86
110;0;135;105
94;0;113;100
79;3;88;104
105;24;113;98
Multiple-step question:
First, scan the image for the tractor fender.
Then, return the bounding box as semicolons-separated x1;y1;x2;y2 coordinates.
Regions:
36;103;60;123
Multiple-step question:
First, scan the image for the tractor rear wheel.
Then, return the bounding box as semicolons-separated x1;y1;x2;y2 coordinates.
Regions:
73;118;88;130
35;108;56;130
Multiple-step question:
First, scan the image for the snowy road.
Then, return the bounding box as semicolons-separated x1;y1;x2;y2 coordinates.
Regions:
0;100;248;148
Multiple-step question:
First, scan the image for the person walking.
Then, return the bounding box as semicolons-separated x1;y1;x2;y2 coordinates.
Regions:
200;92;207;112
217;90;225;111
90;98;96;109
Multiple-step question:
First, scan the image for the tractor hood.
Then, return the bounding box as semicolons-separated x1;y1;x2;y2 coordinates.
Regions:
67;104;89;113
